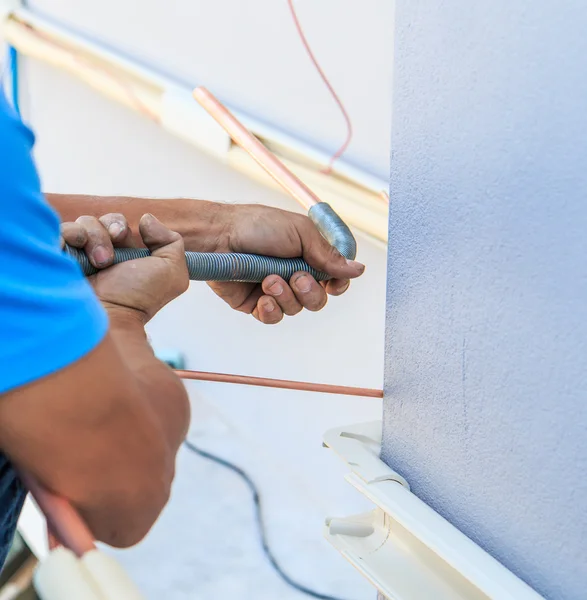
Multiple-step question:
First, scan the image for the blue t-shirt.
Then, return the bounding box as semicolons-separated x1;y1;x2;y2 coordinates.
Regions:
0;91;108;569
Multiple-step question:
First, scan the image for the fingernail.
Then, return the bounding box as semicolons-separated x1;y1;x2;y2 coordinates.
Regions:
93;245;110;266
294;274;312;293
262;299;275;313
141;213;154;226
268;280;283;296
346;259;365;273
108;222;124;238
337;281;350;294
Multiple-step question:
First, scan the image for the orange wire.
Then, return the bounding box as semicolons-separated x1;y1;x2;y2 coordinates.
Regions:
287;0;353;174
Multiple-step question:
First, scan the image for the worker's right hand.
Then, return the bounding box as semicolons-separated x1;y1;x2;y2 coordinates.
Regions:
61;213;189;322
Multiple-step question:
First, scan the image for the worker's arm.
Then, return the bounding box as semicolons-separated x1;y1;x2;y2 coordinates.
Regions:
0;89;191;553
0;212;190;549
47;193;365;325
47;194;226;254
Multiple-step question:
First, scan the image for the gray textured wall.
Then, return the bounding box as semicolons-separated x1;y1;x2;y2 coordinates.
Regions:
382;2;587;599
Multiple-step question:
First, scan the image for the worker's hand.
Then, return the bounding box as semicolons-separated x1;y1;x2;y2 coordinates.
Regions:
206;204;365;325
61;213;189;322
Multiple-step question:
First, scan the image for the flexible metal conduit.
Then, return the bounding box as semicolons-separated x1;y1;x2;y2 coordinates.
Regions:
65;87;357;281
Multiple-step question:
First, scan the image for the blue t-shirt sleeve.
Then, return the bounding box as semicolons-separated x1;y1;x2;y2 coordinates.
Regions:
0;92;108;394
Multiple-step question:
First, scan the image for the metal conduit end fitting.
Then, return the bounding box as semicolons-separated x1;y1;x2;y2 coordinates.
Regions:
308;202;357;261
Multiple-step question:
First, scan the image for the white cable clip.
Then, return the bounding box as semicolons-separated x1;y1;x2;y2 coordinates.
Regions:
322;421;544;600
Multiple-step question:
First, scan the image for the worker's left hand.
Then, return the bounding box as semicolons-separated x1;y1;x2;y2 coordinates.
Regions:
206;204;365;325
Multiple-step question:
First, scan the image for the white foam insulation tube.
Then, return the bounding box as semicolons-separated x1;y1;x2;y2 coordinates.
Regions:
0;3;389;244
34;547;146;600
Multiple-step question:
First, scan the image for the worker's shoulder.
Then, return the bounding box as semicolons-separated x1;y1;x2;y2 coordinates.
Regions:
0;90;58;240
0;90;35;153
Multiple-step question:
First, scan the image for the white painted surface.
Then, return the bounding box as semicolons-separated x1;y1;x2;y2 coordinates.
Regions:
384;3;587;599
26;0;394;179
8;1;391;595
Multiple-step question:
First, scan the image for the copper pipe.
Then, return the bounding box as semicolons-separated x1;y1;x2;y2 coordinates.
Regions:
175;369;383;398
193;87;321;211
20;473;96;558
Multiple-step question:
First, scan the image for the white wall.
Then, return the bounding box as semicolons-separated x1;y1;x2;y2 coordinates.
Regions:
27;0;394;179
11;0;392;593
384;2;587;599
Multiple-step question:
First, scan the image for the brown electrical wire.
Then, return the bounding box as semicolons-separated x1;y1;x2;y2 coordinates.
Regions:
175;370;383;398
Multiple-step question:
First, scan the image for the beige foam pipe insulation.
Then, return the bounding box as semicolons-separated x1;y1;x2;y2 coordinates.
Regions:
34;547;146;600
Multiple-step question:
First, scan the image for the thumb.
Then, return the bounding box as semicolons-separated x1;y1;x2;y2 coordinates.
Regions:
139;213;184;259
299;220;365;280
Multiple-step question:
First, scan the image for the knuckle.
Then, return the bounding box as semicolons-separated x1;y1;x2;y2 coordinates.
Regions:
329;245;345;260
76;216;109;244
297;214;314;230
75;215;98;227
75;230;87;246
62;223;86;246
99;213;127;230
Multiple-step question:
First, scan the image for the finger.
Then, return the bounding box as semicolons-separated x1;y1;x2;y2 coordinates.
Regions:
75;215;115;268
208;282;261;313
252;295;283;325
290;272;328;312
98;213;133;247
297;217;365;281
262;276;303;316
61;222;88;248
139;213;189;297
139;213;183;258
323;278;350;296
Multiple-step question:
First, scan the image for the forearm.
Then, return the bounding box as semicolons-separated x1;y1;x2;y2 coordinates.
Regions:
46;193;230;252
107;306;190;454
77;309;190;546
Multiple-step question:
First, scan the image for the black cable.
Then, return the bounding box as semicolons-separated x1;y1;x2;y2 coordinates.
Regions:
183;440;350;600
